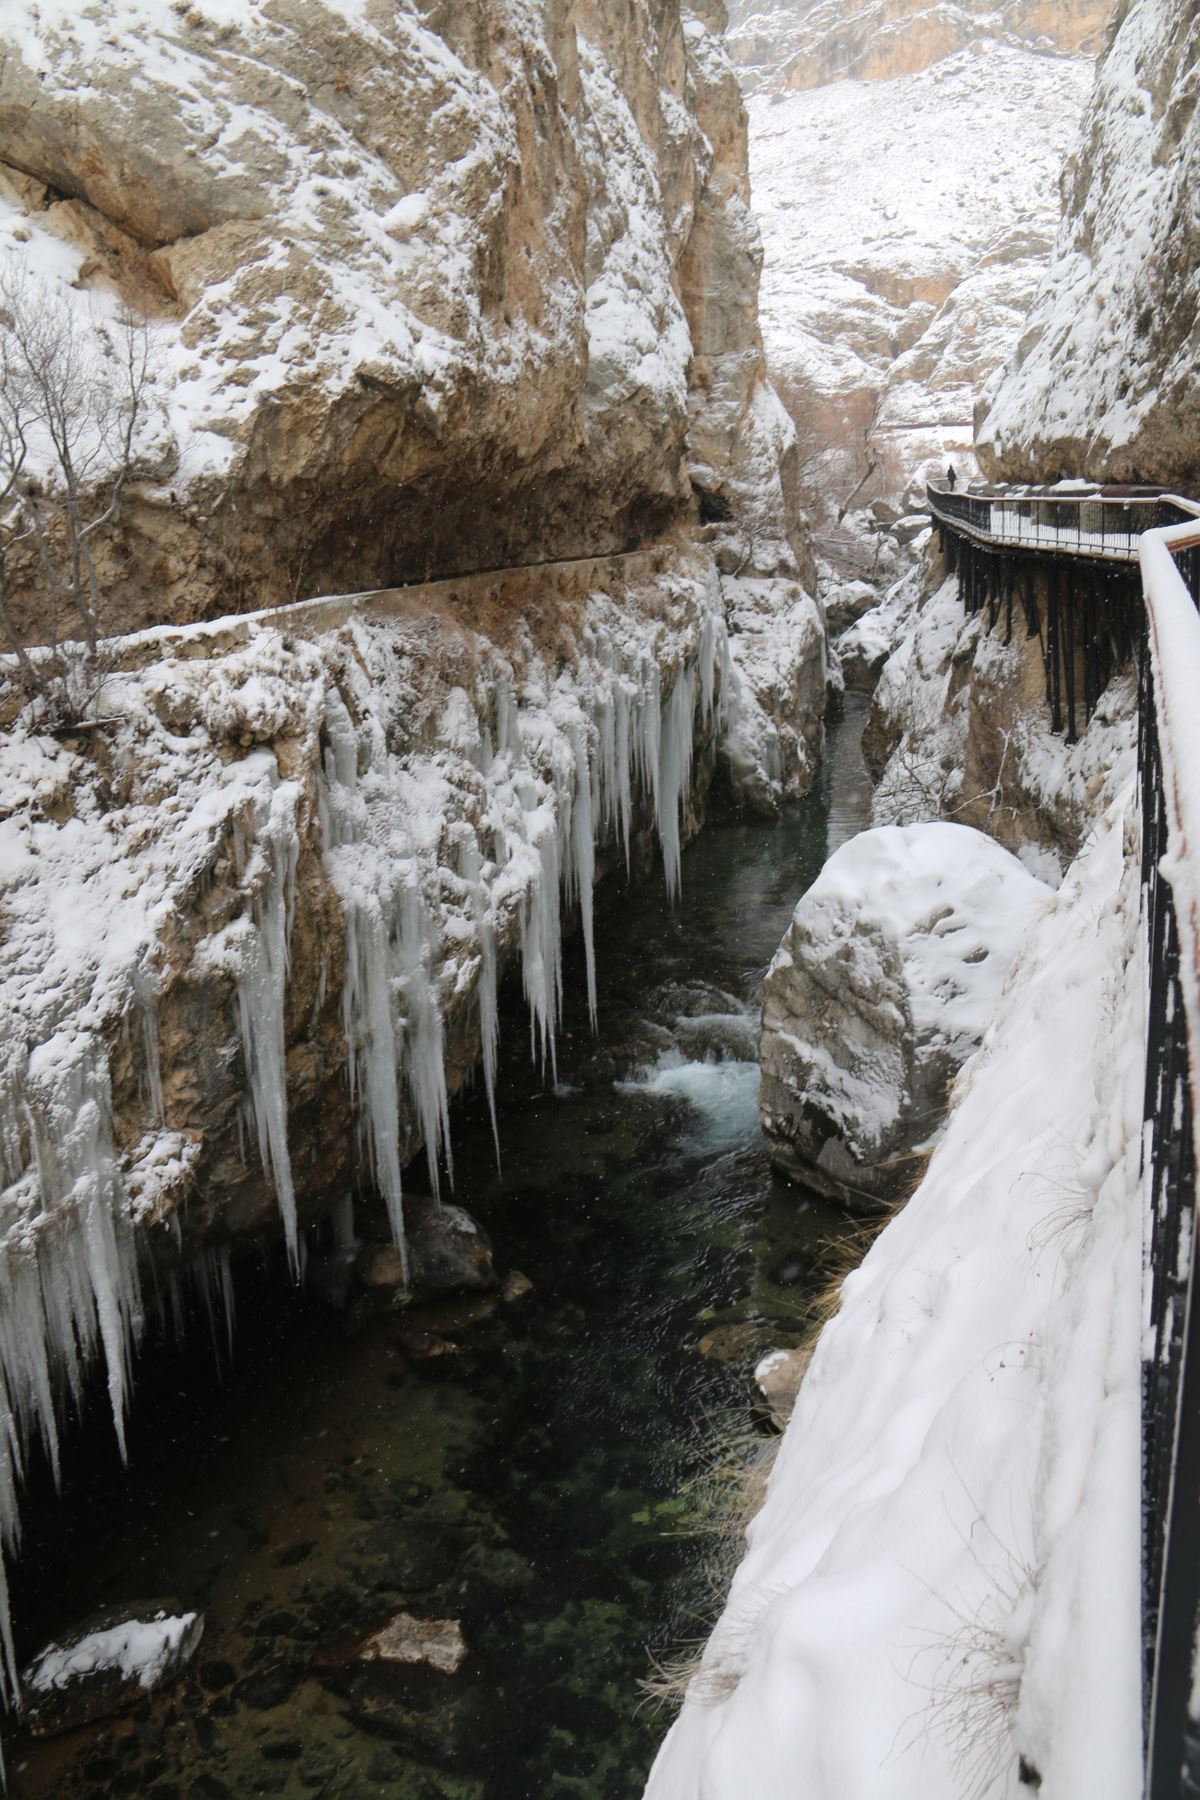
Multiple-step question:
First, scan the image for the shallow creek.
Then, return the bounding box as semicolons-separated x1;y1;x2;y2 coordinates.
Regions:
10;698;873;1800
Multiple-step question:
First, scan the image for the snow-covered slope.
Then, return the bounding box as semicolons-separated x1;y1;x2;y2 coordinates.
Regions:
646;748;1143;1800
734;2;1099;580
977;0;1200;486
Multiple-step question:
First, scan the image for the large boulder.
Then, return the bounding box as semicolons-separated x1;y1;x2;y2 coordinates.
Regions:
759;823;1051;1204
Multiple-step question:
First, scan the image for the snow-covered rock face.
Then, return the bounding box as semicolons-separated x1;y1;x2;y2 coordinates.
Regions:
719;575;825;814
977;0;1200;485
759;822;1050;1203
729;0;1102;581
867;573;1138;872
0;0;795;633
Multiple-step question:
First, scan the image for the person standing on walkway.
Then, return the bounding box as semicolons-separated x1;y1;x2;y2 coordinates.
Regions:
946;464;958;490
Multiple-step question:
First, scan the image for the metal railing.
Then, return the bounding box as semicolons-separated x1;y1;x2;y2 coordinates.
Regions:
928;483;1196;565
1138;504;1200;1800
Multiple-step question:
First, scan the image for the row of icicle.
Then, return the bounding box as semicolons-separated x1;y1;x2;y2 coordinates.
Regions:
0;599;728;1705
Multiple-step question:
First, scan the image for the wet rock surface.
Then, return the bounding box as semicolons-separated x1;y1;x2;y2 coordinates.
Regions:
404;1197;498;1297
357;1615;467;1677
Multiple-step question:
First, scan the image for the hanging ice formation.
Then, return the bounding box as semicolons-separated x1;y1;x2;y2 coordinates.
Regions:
230;781;302;1273
0;1031;144;1704
318;590;728;1246
0;568;729;1715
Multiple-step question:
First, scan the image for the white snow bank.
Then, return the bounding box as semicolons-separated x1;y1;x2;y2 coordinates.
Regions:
648;776;1144;1797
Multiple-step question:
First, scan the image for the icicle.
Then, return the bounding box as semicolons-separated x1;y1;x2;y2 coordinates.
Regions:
395;880;454;1199
518;807;564;1083
569;719;598;1029
132;964;164;1127
614;679;633;869
0;1030;143;1706
461;834;501;1168
634;658;662;817
233;784;301;1273
495;672;520;760
340;897;408;1278
656;667;697;903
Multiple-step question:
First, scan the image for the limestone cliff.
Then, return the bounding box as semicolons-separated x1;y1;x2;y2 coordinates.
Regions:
725;0;1106;585
865;571;1136;873
0;0;798;629
976;0;1200;486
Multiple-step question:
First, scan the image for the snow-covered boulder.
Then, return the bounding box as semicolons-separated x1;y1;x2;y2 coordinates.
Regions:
21;1603;203;1736
759;822;1051;1203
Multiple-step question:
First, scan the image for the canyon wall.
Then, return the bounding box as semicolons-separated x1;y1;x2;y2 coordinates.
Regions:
976;0;1200;485
726;0;1106;585
0;0;827;1696
0;0;800;630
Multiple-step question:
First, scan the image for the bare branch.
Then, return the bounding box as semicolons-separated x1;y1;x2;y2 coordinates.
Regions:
0;267;158;723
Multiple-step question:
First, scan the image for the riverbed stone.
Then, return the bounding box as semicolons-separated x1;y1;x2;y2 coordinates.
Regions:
357;1615;466;1676
404;1197;498;1297
754;1346;813;1429
20;1601;204;1737
501;1270;534;1305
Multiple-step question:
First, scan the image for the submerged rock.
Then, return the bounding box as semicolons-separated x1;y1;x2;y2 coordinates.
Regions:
501;1270;534;1305
356;1245;410;1291
352;1199;497;1304
760;823;1051;1205
405;1197;497;1297
357;1615;466;1677
20;1601;204;1736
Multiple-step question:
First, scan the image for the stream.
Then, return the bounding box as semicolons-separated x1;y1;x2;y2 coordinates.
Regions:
9;696;873;1800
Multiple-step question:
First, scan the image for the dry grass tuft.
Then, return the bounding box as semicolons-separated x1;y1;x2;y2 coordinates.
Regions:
637;1419;780;1717
897;1507;1038;1800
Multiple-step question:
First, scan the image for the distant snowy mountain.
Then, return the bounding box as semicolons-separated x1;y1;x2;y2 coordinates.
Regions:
729;0;1106;94
730;0;1107;580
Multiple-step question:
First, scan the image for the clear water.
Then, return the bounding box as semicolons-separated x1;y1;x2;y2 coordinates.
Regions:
8;699;872;1800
